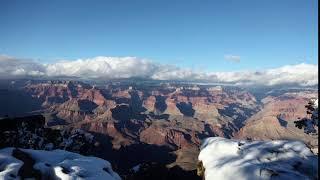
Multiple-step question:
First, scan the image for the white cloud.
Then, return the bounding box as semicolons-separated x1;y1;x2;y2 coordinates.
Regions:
210;63;318;86
224;54;241;62
0;55;45;77
0;55;318;87
45;56;159;78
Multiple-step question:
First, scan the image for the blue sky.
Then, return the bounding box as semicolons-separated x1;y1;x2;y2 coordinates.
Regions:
0;0;318;72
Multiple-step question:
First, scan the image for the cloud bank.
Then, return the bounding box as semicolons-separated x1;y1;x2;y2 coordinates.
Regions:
0;55;318;86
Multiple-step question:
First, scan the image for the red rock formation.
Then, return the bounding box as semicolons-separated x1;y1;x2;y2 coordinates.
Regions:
142;96;156;112
140;126;194;149
80;89;108;106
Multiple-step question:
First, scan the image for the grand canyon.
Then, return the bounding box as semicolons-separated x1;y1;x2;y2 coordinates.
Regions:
0;79;317;179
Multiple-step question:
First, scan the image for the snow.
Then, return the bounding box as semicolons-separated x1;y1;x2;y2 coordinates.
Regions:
312;99;318;108
3;117;96;154
312;99;318;119
131;164;141;173
0;148;121;180
198;137;318;180
0;148;22;179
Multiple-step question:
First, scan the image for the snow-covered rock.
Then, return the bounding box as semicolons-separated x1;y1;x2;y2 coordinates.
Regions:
0;115;97;155
0;147;121;180
198;137;318;180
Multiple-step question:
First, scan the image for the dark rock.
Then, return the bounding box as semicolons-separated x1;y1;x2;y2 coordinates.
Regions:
0;115;45;132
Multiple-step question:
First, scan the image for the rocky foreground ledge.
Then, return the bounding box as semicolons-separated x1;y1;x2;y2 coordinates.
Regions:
197;137;318;180
0;147;121;180
0;115;121;179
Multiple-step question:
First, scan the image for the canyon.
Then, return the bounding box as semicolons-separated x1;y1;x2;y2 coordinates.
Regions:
0;79;318;178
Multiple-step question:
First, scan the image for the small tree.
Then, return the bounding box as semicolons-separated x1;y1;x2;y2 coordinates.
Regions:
294;98;318;134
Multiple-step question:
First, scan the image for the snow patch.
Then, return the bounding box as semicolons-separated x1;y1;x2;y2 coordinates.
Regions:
198;137;318;180
0;148;121;180
131;164;141;173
